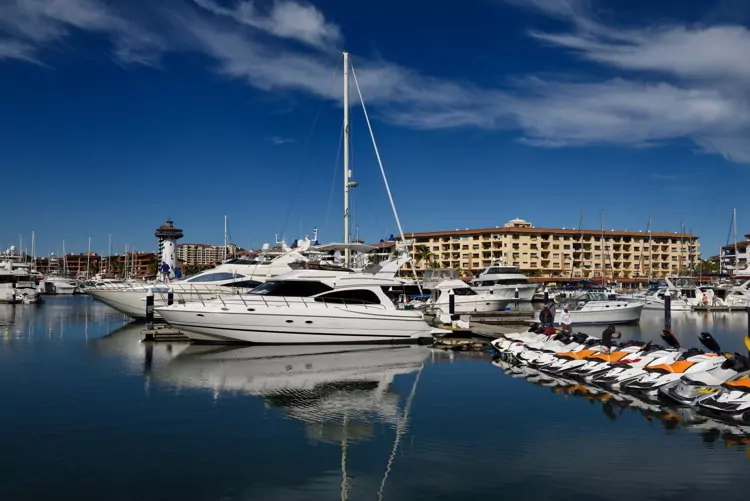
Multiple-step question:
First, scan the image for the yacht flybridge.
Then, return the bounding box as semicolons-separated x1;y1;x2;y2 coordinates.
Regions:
155;270;433;344
469;261;539;300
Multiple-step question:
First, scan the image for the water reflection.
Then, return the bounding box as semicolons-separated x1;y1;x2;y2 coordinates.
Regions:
0;296;130;341
155;344;430;429
573;310;750;354
492;357;750;450
3;300;750;500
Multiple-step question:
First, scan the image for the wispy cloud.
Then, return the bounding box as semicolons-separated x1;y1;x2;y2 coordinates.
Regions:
0;0;748;163
193;0;341;50
267;136;295;145
0;0;165;65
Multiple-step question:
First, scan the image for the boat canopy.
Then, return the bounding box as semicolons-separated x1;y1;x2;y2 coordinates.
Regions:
312;243;378;253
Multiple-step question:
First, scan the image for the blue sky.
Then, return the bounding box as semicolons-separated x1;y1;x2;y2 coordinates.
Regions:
2;0;750;257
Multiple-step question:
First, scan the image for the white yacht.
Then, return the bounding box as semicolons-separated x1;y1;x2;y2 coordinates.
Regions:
641;277;702;311
426;279;509;314
0;247;43;304
87;242;311;320
40;275;78;295
549;292;644;324
155;269;433;344
469;261;538;300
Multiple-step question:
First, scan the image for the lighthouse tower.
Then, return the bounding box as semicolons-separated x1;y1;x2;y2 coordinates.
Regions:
155;218;184;281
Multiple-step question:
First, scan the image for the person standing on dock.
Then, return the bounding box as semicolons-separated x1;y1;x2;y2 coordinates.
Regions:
539;305;554;328
561;308;572;333
160;262;171;283
601;324;620;354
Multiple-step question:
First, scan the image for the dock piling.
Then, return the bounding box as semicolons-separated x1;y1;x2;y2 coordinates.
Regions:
145;289;154;331
664;295;672;331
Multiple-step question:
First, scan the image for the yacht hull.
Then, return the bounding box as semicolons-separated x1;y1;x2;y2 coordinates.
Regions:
87;288;225;320
642;300;692;311
473;283;538;301
556;304;643;325
156;305;433;344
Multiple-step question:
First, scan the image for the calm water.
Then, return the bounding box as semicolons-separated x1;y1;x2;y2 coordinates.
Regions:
1;296;749;501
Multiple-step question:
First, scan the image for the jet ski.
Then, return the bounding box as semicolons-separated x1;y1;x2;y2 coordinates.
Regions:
537;343;608;374
521;332;593;367
622;333;727;395
490;329;552;354
697;373;750;422
564;341;653;380
659;333;750;406
514;332;592;366
591;331;685;388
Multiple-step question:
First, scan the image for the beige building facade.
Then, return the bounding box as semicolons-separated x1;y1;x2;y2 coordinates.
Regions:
403;218;699;280
177;243;239;266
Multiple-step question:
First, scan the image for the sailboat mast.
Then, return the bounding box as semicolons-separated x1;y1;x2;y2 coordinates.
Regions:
599;209;607;285
108;233;112;274
343;51;351;268
647;216;653;281
733;207;738;271
31;230;36;271
224;214;228;262
87;236;91;279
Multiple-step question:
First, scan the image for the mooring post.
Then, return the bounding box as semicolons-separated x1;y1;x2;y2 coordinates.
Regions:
146;289;154;330
448;289;455;315
167;287;174;306
664;294;672;331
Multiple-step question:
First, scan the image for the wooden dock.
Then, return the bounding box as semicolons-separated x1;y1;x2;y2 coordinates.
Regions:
141;325;191;342
693;305;749;313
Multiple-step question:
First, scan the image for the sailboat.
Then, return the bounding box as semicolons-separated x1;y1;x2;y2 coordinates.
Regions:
155;52;432;344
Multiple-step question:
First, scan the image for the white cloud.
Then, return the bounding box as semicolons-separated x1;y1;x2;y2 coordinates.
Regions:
0;0;165;65
268;136;295;145
0;39;40;64
193;0;341;50
0;0;749;163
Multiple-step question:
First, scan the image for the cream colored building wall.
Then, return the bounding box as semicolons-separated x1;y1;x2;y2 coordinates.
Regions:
177;244;239;266
406;230;700;279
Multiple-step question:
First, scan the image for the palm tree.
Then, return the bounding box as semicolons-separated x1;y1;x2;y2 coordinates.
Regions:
414;245;435;269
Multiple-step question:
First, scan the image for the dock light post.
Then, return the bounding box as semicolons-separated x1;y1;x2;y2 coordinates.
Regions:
514;287;519;310
448;289;455;315
664;294;672;331
167;288;174;306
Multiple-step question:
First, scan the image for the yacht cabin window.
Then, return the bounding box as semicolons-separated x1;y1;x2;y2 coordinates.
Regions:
186;272;246;283
250;280;333;297
220;280;262;289
314;289;381;305
450;288;476;296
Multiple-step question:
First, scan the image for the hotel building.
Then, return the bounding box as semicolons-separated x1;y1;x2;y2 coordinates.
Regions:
401;218;699;280
177;243;240;266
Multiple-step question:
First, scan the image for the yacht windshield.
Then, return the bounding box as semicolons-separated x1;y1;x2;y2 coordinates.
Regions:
484;267;519;275
250;280;333;297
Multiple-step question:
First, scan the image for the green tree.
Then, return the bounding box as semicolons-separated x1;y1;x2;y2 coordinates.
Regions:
147;255;159;277
414;245;435;269
696;258;719;274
